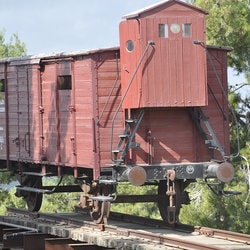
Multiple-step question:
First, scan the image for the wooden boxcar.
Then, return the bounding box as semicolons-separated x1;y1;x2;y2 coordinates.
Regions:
0;0;235;224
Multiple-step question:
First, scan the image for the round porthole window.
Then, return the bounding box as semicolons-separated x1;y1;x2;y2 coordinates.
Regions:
126;40;134;52
170;23;181;34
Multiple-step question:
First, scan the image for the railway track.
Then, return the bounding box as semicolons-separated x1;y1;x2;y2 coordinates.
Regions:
0;207;249;250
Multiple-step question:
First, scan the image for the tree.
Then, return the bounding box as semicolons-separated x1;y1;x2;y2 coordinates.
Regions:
0;30;26;58
190;0;250;76
178;0;250;234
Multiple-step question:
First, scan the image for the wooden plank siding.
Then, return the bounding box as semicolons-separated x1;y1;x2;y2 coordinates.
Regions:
130;47;230;165
95;51;123;168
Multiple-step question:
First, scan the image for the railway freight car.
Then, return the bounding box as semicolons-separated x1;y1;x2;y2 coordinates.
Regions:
0;0;235;224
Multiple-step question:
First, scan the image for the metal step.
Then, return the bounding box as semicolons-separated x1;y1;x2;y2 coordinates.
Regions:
90;196;114;202
119;134;129;139
112;149;123;153
99;179;117;185
113;159;124;163
189;107;226;160
112;109;145;165
125;119;135;124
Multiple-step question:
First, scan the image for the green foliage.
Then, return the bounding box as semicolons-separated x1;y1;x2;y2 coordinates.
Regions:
0;171;14;184
229;91;250;153
39;192;79;214
111;183;161;219
194;0;250;75
39;176;80;213
0;188;26;214
180;179;250;233
0;29;26;58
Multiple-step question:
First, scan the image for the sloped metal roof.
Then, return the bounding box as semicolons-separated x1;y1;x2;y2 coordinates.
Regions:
122;0;208;19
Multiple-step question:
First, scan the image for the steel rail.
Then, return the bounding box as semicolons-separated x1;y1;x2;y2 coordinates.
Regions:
194;226;250;245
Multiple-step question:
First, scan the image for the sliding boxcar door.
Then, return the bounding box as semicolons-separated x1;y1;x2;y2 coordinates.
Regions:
41;60;76;166
56;61;76;166
16;66;31;161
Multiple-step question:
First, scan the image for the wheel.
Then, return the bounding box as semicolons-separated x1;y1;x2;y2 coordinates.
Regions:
23;177;43;212
157;180;182;224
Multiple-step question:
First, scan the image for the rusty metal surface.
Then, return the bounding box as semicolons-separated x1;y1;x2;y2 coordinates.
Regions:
194;226;250;245
23;233;52;250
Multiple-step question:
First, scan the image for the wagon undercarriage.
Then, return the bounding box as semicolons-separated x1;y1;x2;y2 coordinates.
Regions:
12;156;235;225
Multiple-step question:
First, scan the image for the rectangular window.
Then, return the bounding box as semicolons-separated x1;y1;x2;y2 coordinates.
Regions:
182;23;191;37
57;75;72;90
159;24;168;38
0;79;5;92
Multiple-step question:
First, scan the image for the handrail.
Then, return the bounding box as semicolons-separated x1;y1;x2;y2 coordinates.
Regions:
110;41;155;159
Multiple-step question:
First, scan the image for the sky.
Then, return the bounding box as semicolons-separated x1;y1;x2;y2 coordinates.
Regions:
0;0;159;55
0;0;247;92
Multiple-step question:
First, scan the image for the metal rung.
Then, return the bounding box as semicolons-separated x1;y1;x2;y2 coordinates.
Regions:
112;149;121;153
114;159;124;163
119;134;129;138
125;119;135;124
106;163;117;167
16;185;53;194
99;179;117;185
90;196;114;202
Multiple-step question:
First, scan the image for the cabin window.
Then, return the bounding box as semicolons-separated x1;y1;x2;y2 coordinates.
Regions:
126;40;134;52
170;23;181;34
0;79;4;92
57;75;72;90
159;24;168;38
182;23;191;37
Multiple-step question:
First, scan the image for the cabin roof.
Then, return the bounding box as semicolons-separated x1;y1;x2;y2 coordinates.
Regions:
0;46;120;65
122;0;208;20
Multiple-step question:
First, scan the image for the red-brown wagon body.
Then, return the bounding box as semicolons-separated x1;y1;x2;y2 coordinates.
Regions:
0;0;235;224
0;45;230;175
0;49;123;180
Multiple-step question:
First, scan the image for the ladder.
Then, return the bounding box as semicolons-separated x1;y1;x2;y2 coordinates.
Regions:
189;107;226;160
112;109;145;165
